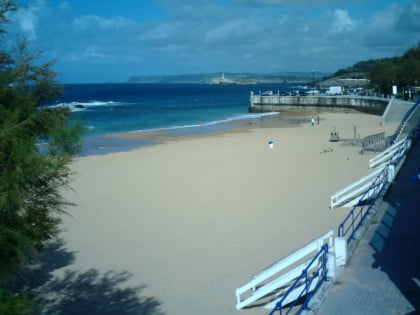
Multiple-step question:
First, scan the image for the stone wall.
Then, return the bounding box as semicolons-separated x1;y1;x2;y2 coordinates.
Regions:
249;95;390;115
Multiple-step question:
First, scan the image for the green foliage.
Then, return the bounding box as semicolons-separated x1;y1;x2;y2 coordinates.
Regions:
0;287;31;315
331;43;420;94
367;43;420;93
333;58;393;79
0;1;83;313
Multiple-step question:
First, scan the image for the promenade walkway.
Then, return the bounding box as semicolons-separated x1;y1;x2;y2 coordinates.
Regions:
382;98;413;125
317;138;420;314
399;104;420;140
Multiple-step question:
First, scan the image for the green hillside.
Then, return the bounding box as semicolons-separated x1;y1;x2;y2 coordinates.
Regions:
127;72;328;84
322;43;420;94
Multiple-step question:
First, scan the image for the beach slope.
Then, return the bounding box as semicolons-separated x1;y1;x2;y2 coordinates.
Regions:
59;112;396;315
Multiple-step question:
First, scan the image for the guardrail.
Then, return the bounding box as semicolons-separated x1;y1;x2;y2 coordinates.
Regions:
330;165;386;210
337;100;419;240
390;100;420;144
338;137;415;240
250;95;390;105
368;137;409;169
338;132;416;240
337;166;389;239
251;92;391;101
235;230;333;310
362;132;384;149
268;244;329;315
234;99;419;314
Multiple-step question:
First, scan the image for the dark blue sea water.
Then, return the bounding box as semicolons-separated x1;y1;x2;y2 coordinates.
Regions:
48;83;301;136
45;83;302;154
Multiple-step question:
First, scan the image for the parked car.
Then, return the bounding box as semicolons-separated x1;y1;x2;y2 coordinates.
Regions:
261;90;273;96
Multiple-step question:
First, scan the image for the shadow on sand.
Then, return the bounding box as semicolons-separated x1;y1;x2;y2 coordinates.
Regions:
369;139;420;312
15;239;164;315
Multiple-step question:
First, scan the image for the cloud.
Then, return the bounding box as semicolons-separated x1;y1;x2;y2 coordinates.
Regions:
234;0;357;8
204;19;258;44
59;1;70;12
361;4;408;51
13;0;45;40
397;0;420;33
73;15;135;31
331;9;355;33
7;0;419;82
136;21;179;44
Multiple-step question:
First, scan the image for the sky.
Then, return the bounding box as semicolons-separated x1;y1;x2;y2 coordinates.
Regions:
5;0;420;83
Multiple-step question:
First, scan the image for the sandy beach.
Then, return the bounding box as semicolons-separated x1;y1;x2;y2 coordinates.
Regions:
56;112;396;315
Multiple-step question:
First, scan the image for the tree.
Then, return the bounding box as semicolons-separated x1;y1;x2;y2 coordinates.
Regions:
329;42;420;95
368;43;420;94
0;1;84;313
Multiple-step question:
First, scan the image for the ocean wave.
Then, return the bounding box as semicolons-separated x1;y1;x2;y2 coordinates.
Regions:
43;100;124;112
129;112;279;133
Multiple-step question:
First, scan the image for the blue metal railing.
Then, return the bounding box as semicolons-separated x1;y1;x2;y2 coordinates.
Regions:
390;100;420;145
337;166;388;239
269;244;329;315
338;99;420;240
268;101;419;315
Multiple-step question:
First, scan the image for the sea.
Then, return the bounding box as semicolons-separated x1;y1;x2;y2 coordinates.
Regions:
45;83;305;155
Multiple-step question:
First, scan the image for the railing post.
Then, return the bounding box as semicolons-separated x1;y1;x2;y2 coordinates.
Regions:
323;244;328;277
387;163;395;182
338;224;343;237
303;270;309;309
235;289;240;305
334;237;347;266
327;249;336;278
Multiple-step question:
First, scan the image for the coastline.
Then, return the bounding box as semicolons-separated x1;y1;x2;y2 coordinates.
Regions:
59;112;397;315
80;112;310;156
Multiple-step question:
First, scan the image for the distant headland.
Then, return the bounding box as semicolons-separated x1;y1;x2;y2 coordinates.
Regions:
126;72;329;84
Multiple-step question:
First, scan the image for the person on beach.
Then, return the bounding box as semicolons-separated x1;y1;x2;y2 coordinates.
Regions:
317;115;320;124
311;116;315;126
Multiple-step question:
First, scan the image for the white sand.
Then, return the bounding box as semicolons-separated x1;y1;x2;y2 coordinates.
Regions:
60;112;396;315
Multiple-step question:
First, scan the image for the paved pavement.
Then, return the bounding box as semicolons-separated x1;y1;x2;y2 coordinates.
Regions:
400;102;420;140
382;99;413;124
317;137;420;315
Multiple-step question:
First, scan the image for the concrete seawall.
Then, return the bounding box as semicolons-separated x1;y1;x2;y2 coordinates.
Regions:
249;95;390;115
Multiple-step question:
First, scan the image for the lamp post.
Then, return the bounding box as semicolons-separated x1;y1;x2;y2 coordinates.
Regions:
312;70;315;95
392;80;396;98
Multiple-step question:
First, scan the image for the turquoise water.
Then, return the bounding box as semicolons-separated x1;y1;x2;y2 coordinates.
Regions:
46;83;301;154
49;83;302;135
